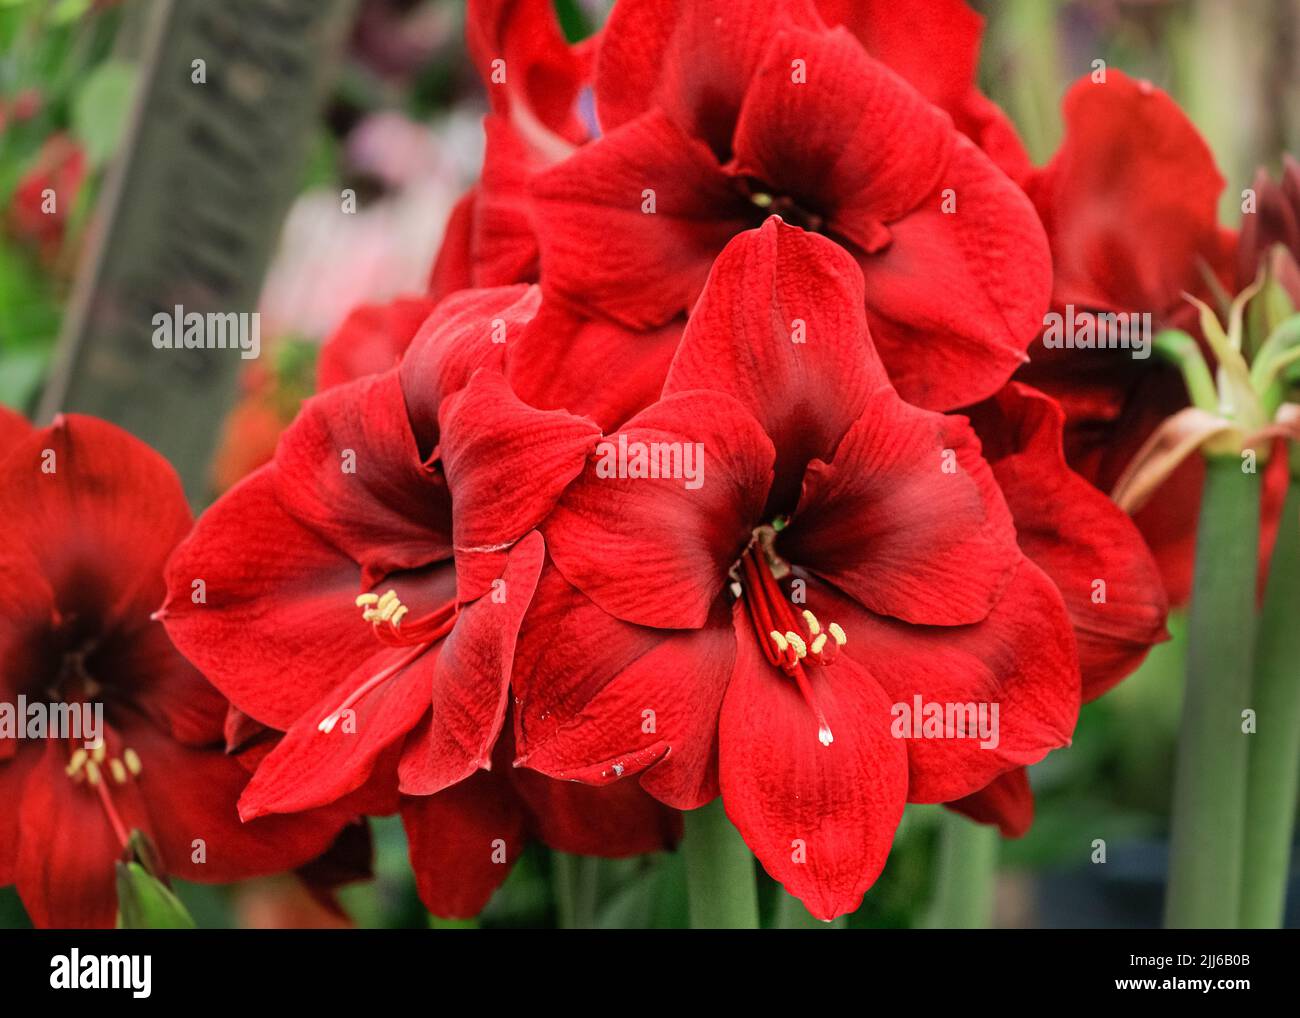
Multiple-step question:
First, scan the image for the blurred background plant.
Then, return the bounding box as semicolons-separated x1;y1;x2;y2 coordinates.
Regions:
0;0;1296;928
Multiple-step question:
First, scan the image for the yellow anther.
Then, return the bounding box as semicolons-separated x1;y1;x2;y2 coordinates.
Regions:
377;598;401;623
810;633;828;656
66;748;88;777
828;622;847;646
376;590;399;611
124;748;143;776
91;742;106;764
109;759;128;784
785;632;808;659
801;610;821;636
769;630;789;653
354;593;380;608
391;604;409;628
85;760;102;786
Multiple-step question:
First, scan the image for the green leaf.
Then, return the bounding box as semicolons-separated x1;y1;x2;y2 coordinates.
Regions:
72;59;137;169
115;862;197;929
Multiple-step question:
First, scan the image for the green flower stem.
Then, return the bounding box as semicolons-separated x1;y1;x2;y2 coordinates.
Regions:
553;853;601;929
926;811;999;929
1165;454;1261;928
1240;462;1300;927
683;800;760;929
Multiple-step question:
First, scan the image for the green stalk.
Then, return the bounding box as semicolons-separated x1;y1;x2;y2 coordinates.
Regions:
683;800;759;929
552;853;601;929
925;811;999;929
1165;454;1261;928
1240;462;1300;927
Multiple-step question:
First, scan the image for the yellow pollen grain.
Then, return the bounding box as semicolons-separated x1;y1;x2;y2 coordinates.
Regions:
828;622;846;646
124;748;143;776
66;748;88;776
85;760;102;786
801;610;821;636
355;593;380;607
769;630;788;652
109;759;128;784
785;632;807;658
811;633;828;656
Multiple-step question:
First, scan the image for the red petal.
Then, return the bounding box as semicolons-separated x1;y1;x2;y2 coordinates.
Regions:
966;383;1169;699
398;284;540;454
0;416;191;635
730;29;953;235
273;369;452;583
513;565;734;809
400;773;527;919
812;0;1031;180
801;565;1079;802
719;600;908;921
860;135;1051;410
946;767;1034;838
439;373;599;600
664;218;886;504
783;390;1019;626
510;763;683;856
16;738;147;928
0;748;39;883
532;108;752;329
397;533;544;795
317;296;436;391
473;115;544;287
543;391;774;630
466;0;589;142
595;0;822;149
1026;70;1225;314
507;300;684;431
161;468;380;731
238;640;439;820
120;714;352;883
428;189;476;300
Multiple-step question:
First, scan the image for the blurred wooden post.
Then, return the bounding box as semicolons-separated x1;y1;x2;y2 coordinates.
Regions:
39;0;357;503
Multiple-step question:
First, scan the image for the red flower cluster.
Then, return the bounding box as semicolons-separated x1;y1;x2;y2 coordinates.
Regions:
32;0;1284;926
155;0;1182;921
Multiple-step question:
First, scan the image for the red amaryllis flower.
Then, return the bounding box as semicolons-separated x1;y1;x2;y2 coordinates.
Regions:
429;0;595;298
8;134;87;260
948;382;1169;835
511;220;1080;919
0;413;347;928
161;286;679;917
530;0;1050;411
1017;70;1288;603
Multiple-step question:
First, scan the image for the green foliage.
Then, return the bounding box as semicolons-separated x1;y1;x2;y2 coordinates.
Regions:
71;58;135;168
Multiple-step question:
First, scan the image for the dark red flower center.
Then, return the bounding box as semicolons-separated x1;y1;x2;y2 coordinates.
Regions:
734;525;845;747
